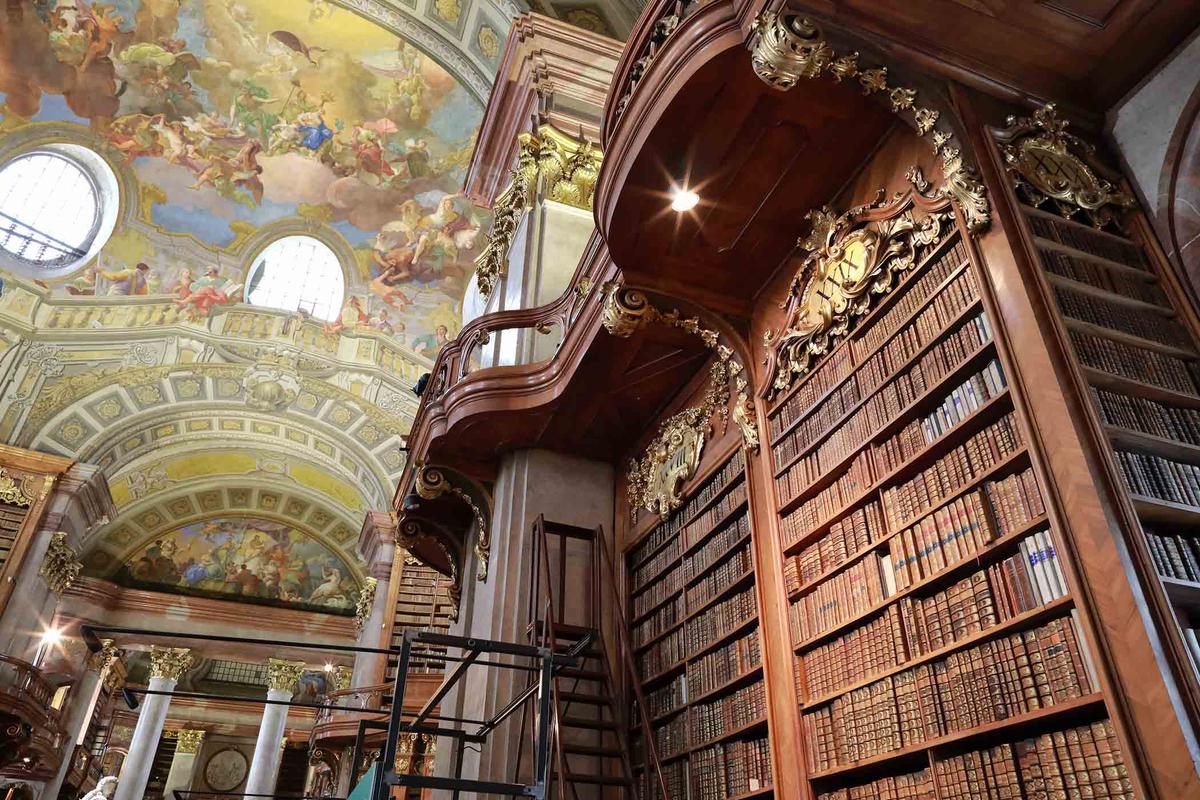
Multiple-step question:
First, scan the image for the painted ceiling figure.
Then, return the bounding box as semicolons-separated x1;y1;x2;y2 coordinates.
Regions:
0;0;490;344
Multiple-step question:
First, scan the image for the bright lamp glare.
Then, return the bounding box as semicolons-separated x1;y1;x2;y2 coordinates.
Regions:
41;627;63;646
324;663;334;672
670;189;699;212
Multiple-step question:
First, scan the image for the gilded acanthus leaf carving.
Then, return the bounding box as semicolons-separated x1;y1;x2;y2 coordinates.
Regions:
766;201;950;398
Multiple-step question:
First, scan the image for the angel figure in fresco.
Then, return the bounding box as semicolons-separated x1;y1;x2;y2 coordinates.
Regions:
369;246;418;307
190;140;265;205
100;262;151;295
73;0;125;75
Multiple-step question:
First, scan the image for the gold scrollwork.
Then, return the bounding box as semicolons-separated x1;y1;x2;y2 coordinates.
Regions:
149;646;193;681
475;127;603;298
414;464;490;583
604;282;759;518
997;103;1133;229
766;202;950;397
0;468;37;507
749;13;989;233
354;577;378;633
266;658;306;693
174;729;206;755
39;531;82;595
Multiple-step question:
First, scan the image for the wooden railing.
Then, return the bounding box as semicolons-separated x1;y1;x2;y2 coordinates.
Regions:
0;653;67;774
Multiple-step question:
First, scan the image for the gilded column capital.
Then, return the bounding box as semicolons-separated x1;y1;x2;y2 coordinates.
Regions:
86;638;120;674
149;646;193;681
332;665;353;692
175;729;206;755
266;658;306;693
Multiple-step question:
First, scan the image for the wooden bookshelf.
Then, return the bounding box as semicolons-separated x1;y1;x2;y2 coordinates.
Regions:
762;224;1114;797
627;449;774;800
1015;198;1200;720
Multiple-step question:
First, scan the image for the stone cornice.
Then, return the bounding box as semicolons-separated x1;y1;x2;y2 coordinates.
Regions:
358;511;400;577
464;13;622;206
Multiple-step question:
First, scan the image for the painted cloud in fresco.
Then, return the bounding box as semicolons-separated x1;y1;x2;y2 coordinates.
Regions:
0;0;490;352
115;516;361;613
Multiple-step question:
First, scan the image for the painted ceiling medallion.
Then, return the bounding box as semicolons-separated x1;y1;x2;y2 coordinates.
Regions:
765;197;950;398
998;103;1134;229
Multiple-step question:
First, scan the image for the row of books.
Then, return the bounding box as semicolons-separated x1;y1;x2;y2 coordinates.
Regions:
1180;623;1200;674
785;502;885;594
881;412;1023;533
874;359;1008;475
1054;283;1189;348
644;673;686;720
1043;247;1167;307
1070;328;1197;395
776;306;992;493
690;680;767;745
773;286;987;480
633;593;684;650
1026;212;1147;269
632;563;682;622
852;238;973;362
1113;449;1200;507
689;737;771;800
686;545;753;611
986;469;1048;535
936;720;1133;800
630;452;745;566
767;346;853;441
767;236;968;439
638;625;685;680
653;711;688;758
1143;527;1200;583
801;533;1070;700
635;758;686;800
1090;385;1200;447
778;450;874;540
633;538;682;595
683;588;757;655
791;477;1048;644
687;629;761;700
817;768;934;799
802;618;1095;770
686;513;751;583
683;487;747;553
773;373;860;466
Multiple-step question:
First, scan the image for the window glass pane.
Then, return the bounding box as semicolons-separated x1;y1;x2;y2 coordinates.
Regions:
0;152;99;264
247;236;345;322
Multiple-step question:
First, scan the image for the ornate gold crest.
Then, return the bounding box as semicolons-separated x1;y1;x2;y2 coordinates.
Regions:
997;103;1133;229
766;199;948;398
627;404;712;520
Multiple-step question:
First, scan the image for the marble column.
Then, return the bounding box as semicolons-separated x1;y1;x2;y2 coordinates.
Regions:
43;639;121;799
352;512;397;688
114;646;192;800
244;658;305;797
161;729;206;798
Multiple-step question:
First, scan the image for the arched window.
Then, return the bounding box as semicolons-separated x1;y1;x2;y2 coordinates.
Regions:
246;236;346;322
0;147;116;274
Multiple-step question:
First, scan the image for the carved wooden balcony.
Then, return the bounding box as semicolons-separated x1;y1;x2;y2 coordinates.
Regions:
0;654;67;780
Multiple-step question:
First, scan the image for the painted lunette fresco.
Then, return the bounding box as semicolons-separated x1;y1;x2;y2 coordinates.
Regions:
115;516;361;613
0;0;489;355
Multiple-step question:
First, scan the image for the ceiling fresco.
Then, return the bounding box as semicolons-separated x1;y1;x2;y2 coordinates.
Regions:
113;515;362;613
0;0;493;352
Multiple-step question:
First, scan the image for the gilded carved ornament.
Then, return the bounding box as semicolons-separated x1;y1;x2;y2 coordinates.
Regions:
87;638;120;674
749;12;989;233
997;103;1133;229
601;283;759;519
266;658;306;692
764;197;950;398
39;531;83;595
149;646;193;681
414;463;490;583
354;577;378;633
332;665;353;692
0;468;40;507
475;126;603;298
174;729;206;755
